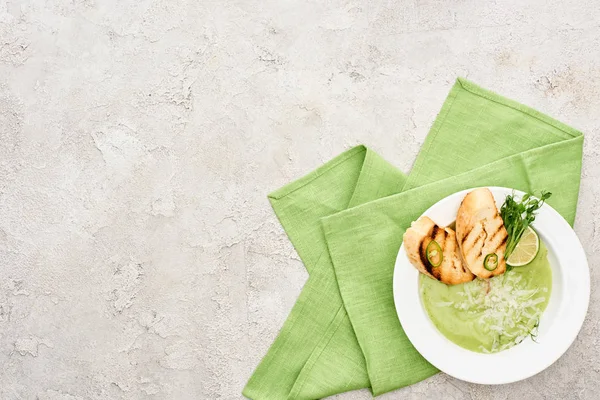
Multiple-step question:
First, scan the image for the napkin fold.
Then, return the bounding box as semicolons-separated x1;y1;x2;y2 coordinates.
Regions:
244;78;583;399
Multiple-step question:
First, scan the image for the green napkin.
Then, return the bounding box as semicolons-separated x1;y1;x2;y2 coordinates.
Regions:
244;78;583;399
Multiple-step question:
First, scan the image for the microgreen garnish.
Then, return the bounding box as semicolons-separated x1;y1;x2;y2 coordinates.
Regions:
500;191;552;258
529;319;540;343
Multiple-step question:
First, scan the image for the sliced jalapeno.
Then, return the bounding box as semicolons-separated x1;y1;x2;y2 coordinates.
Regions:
484;253;499;271
426;240;443;267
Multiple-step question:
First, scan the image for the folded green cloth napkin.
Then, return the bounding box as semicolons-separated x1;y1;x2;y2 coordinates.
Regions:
244;78;583;399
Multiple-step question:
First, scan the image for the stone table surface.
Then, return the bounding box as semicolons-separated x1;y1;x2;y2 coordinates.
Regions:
1;1;599;399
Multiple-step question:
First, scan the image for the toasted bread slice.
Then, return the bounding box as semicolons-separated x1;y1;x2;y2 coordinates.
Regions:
455;188;508;279
404;216;475;285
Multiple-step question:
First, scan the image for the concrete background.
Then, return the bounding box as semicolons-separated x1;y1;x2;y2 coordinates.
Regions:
0;1;599;399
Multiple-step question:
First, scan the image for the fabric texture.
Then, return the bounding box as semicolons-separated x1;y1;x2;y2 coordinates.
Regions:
243;78;584;399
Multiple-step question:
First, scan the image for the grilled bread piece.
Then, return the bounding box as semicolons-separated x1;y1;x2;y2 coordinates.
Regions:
455;188;508;279
404;216;475;285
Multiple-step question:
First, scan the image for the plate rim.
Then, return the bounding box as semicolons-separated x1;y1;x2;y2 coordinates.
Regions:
392;186;590;384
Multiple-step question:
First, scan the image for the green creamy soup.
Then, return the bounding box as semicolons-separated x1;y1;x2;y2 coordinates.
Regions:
420;241;552;353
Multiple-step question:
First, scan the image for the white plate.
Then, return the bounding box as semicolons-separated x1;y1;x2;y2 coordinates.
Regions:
393;187;589;384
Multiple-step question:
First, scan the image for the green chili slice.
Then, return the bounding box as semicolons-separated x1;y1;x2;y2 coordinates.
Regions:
426;240;443;267
484;253;499;271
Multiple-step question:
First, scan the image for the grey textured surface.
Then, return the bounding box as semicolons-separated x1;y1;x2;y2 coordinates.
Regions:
0;1;599;399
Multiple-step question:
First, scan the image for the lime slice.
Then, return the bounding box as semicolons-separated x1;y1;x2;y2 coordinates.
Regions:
506;226;539;267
